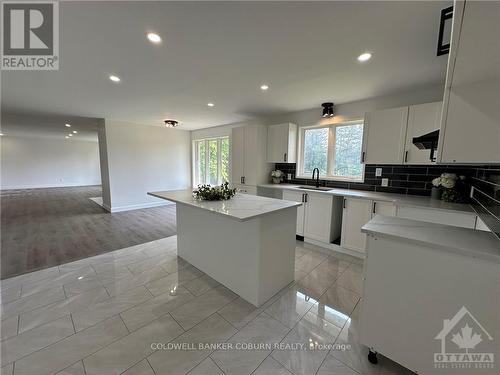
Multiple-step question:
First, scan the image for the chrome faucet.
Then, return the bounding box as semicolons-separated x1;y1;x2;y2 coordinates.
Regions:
312;168;320;188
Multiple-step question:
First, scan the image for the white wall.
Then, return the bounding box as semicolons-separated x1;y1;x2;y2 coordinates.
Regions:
1;136;101;189
104;120;191;212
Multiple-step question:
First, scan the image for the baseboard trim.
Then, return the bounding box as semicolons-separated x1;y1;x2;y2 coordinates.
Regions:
109;201;173;213
1;183;101;190
304;237;365;259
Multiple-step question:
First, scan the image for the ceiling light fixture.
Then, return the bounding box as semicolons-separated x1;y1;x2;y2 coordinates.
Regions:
65;123;71;128
65;136;70;139
321;102;335;118
73;130;78;134
68;134;73;137
207;103;215;107
109;75;121;82
357;52;372;62
260;84;269;91
0;133;3;136
146;32;162;44
164;120;179;128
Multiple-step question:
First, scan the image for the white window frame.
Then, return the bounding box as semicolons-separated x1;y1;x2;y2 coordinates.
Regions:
192;136;230;187
296;120;365;182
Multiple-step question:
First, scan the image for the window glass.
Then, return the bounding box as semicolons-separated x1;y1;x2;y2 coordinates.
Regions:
220;138;229;183
332;124;364;179
194;137;230;186
303;128;328;175
197;141;206;185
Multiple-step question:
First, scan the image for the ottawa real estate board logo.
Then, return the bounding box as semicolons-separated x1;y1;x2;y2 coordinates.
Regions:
1;0;59;70
434;306;495;370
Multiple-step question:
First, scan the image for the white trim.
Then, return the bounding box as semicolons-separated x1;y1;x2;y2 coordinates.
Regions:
1;182;101;190
109;200;174;213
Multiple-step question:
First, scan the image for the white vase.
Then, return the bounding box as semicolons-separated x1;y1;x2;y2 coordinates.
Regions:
272;177;281;184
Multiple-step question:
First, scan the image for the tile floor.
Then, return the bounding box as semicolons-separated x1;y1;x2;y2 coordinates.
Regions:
0;236;414;375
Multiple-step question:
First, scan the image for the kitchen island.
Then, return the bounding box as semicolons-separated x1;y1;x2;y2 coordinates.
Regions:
148;190;301;306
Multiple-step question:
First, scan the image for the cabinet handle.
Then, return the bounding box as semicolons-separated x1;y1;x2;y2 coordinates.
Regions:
404;151;408;163
343;198;346;209
284;153;287;162
304;193;308;203
361;152;365;163
373;201;377;214
241;176;245;184
301;193;305;203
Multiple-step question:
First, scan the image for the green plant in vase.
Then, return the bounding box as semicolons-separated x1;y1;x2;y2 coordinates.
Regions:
193;182;237;201
431;173;469;203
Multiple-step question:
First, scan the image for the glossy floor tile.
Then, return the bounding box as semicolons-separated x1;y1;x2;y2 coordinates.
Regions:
0;237;414;375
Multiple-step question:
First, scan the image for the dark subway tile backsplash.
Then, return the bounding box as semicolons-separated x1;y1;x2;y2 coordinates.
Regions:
274;162;500;237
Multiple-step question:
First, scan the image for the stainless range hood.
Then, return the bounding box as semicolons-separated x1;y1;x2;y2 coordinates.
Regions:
412;130;439;162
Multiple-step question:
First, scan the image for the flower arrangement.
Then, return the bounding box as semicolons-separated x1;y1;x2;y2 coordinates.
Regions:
193;182;237;201
271;170;284;184
431;173;468;202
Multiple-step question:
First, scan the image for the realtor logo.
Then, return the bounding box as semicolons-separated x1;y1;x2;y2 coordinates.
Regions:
1;0;59;70
434;306;495;370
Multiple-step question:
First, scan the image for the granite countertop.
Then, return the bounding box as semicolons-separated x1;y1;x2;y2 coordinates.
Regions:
148;190;301;222
361;215;500;263
257;184;475;215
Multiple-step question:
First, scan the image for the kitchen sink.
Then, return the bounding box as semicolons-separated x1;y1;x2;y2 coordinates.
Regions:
297;186;333;191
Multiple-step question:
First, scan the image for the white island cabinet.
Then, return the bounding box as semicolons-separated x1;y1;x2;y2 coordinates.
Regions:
148;190;300;307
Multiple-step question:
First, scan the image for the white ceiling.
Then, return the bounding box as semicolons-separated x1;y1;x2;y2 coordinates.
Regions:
1;1;450;130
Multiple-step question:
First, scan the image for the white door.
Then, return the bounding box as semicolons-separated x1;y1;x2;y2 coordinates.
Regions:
341;198;373;252
231;127;245;185
405;102;442;164
372;200;396;217
304;193;333;243
267;123;288;163
283;190;305;236
363;106;409;164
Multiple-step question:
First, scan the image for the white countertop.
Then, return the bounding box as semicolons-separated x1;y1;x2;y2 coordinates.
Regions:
257;183;475;215
148;189;301;222
362;215;500;263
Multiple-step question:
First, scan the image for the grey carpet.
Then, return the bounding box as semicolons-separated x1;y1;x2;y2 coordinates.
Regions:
1;186;177;279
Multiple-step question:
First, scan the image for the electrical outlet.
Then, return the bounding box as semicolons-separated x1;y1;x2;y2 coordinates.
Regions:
375;168;382;177
287;173;292;180
381;178;389;187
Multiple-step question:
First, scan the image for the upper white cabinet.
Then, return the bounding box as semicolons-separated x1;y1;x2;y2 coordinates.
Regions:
362;107;408;164
405;101;442;164
438;1;500;163
267;123;297;163
362;102;443;165
231;125;270;187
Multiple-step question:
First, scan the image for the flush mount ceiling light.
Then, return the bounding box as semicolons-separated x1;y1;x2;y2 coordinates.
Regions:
65;123;71;128
68;133;73;137
109;75;121;82
321;102;335;117
146;32;162;44
164;120;179;128
0;133;4;136
260;84;269;91
357;52;372;62
207;103;215;107
72;130;78;134
65;136;70;139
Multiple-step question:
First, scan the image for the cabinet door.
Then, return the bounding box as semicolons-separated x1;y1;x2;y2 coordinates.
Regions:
341;198;373;252
267;123;288;163
304;193;333;243
283;190;305;236
231;127;245;184
405;102;442;164
372;200;396;217
439;1;500;163
363;107;409;164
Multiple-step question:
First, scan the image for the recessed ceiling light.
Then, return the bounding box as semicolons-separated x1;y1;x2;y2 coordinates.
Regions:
65;123;71;128
109;75;121;82
260;84;269;91
68;134;73;137
207;103;215;107
65;136;70;139
73;130;78;134
0;133;3;136
357;52;372;62
146;32;162;44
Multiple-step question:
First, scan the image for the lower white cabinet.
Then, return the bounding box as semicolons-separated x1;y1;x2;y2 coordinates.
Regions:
283;190;342;243
341;198;396;253
396;205;476;229
283;190;305;236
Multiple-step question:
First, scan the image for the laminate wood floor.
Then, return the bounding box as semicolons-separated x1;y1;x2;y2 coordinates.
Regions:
1;186;177;279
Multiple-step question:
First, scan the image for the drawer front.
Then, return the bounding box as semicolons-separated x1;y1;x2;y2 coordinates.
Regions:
396;206;476;229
